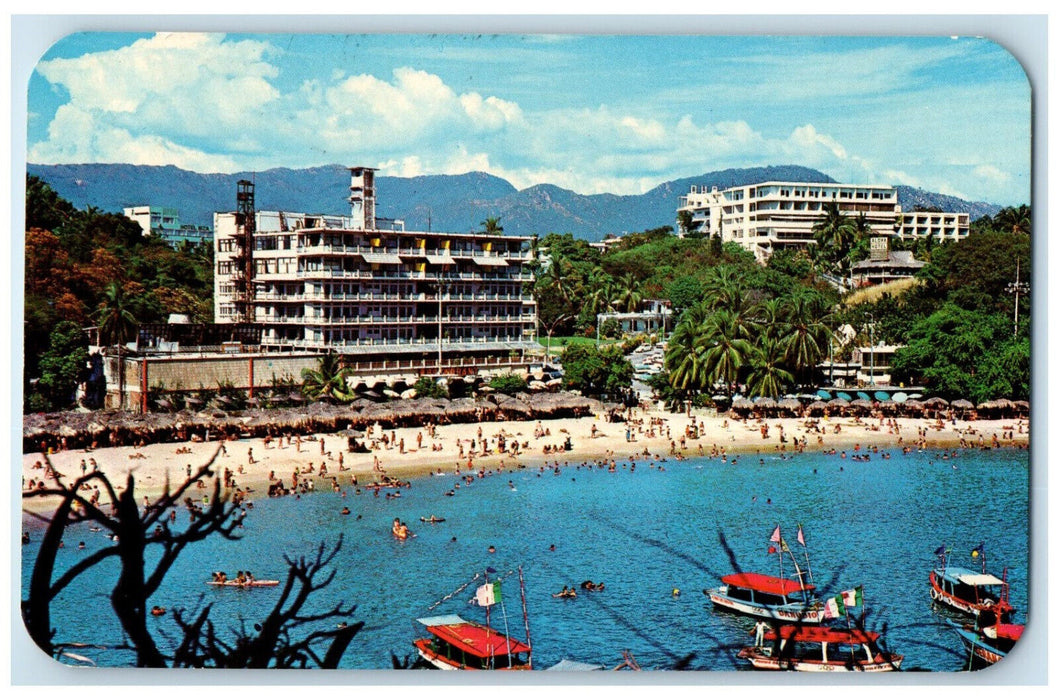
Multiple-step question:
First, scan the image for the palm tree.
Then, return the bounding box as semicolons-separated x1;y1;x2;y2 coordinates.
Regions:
994;205;1031;235
702;265;747;313
96;281;138;410
481;217;504;235
301;354;354;403
812;202;856;266
665;302;711;392
610;272;643;314
779;290;833;385
746;337;795;398
700;308;755;391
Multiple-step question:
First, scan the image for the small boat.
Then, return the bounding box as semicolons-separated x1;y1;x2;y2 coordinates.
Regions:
207;579;279;587
420;516;446;523
737;623;904;672
413;566;533;670
929;565;1015;621
413;614;532;670
706;572;827;624
951;621;1024;668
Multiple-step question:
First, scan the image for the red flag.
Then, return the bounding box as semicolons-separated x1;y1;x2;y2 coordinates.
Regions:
767;545;777;555
770;525;781;543
797;525;806;547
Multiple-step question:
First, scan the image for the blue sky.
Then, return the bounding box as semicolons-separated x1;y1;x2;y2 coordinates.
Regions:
26;32;1031;205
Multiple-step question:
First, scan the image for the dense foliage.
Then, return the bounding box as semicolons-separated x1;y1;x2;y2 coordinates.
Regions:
25;175;215;412
558;343;633;397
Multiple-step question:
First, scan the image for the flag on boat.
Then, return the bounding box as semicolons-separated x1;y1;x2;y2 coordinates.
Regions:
971;542;984;558
767;545;777;555
779;538;791;553
770;526;781;543
934;544;946;556
797;524;806;547
841;586;864;607
822;594;846;619
475;582;502;607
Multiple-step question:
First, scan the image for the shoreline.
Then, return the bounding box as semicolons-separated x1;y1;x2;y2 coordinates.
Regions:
22;408;1029;518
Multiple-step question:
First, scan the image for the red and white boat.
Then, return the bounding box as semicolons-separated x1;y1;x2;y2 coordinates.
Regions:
706;572;828;624
413;566;533;670
413;614;532;670
738;623;904;672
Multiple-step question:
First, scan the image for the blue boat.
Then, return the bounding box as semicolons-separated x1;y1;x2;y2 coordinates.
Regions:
950;621;1023;668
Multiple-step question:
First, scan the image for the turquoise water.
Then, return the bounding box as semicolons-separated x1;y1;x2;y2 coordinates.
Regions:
21;447;1030;671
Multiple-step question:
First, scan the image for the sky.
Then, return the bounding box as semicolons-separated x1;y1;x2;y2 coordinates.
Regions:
26;31;1032;206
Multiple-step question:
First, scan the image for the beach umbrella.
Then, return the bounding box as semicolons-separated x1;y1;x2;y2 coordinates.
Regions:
827;398;849;408
529;380;548;391
754;397;778;409
778;398;802;414
1013;400;1030;413
904;400;925;415
877;400;898;414
847;398;872;415
907;393;923;399
856;391;871;402
891;392;908;404
816;389;833;400
836;391;852;401
731;398;754;411
874;391;891;402
923;397;949;408
545;378;563;387
951;399;974;410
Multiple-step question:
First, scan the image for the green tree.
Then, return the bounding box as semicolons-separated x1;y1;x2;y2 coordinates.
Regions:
35;321;89;410
560;343;633;397
488;373;529;394
301;354;353;403
666;275;704;314
699;309;754;391
413;376;449;399
481;216;504;235
745;337;794;398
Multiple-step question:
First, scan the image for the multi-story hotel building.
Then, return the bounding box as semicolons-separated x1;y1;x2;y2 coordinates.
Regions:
677;181;969;262
213;167;538;377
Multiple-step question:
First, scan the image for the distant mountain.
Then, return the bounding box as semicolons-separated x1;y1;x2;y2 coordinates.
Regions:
26;163;1002;241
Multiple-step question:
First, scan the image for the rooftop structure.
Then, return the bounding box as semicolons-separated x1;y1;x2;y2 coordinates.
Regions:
213;167;538;379
676;181;969;263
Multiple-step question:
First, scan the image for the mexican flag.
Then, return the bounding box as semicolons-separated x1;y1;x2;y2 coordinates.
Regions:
475;582;502;607
823;594;846;619
841;586;864;608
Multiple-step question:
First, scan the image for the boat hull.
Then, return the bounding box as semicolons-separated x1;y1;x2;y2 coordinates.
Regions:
708;590;827;624
413;638;531;671
738;648;903;672
952;624;1013;667
207;580;279;587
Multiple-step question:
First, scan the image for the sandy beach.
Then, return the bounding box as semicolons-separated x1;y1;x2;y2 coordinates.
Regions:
22;407;1029;517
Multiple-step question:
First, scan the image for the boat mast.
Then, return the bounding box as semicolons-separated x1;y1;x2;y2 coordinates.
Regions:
797;524;815;587
519;566;533;669
484;569;493;669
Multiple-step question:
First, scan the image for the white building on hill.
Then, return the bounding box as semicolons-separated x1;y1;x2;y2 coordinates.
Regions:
677;181;969;263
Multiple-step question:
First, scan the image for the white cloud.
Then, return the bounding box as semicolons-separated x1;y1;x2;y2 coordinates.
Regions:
28;34;1027;205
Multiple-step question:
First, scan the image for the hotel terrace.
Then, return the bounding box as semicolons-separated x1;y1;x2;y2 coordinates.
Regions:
677;181;969;263
213;167;539;379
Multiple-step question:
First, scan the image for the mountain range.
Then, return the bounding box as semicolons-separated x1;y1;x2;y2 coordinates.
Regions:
26;163;1003;241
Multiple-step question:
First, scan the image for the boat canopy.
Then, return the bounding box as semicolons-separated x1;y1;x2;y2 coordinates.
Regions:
936;566;1005;587
418;615;531;658
722;572;813;596
956;572;1006;587
765;625;880;645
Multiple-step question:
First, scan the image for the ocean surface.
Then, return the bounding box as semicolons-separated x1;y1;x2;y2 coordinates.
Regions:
21;447;1030;672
